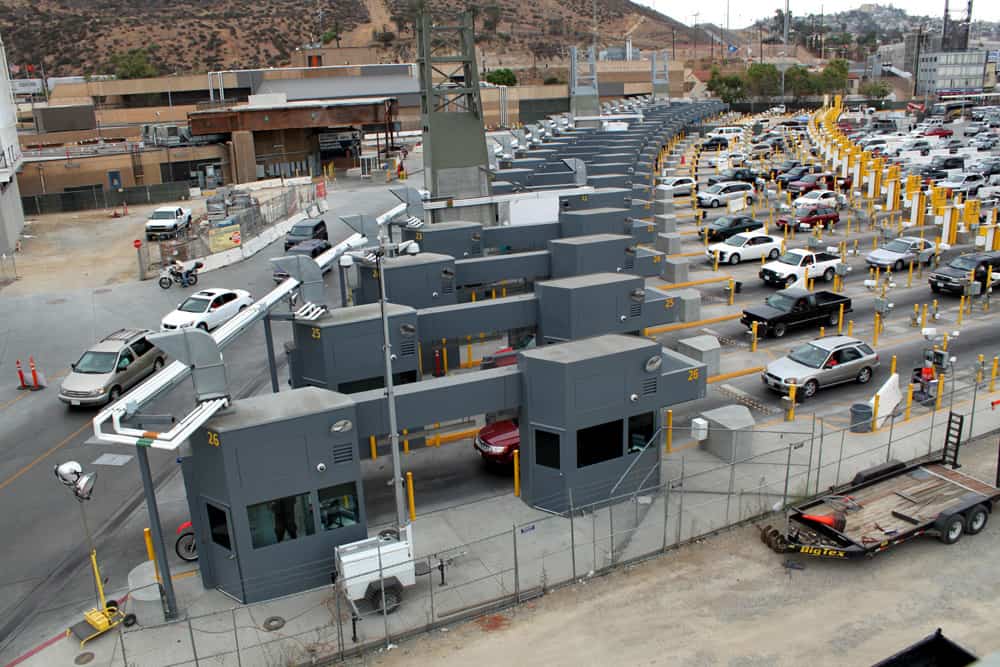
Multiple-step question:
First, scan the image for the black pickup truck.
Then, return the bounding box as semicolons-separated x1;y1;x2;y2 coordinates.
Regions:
740;288;852;338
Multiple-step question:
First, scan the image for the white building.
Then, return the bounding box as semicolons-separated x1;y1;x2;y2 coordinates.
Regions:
0;34;24;253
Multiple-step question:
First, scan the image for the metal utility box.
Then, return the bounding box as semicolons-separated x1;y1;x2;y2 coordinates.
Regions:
481;222;560;254
625;246;666;277
588;173;631;189
354;253;456;310
182;387;366;603
518;335;707;511
548;234;631;278
628;218;657;244
536;273;646;342
559;207;630;238
401;221;483;259
289;303;419;393
559;187;631;212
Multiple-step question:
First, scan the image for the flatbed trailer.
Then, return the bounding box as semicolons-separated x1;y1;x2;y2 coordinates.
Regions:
760;458;1000;559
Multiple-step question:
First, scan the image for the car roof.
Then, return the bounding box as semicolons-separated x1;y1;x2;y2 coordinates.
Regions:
290;239;330;251
91;328;151;352
808;335;867;352
188;288;230;298
153;206;179;212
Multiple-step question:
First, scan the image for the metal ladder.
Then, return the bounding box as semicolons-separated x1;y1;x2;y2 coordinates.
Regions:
943;411;964;469
131;144;144;185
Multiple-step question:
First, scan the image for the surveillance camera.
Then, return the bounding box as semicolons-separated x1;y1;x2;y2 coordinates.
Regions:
950;356;958;364
629;393;639;402
406;242;420;255
339;255;354;267
316;463;327;472
54;461;82;486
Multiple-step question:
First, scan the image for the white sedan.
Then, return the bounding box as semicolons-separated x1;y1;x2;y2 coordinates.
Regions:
707;151;747;168
656;176;696;196
706;231;782;265
791;189;846;210
161;288;254;332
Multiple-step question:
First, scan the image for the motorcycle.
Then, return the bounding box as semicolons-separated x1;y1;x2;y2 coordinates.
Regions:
158;261;204;290
175;521;198;561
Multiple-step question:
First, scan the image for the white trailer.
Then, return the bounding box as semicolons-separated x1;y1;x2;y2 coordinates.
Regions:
335;524;416;613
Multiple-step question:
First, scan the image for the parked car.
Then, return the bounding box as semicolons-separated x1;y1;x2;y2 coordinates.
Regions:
707;167;760;186
58;329;165;407
891;139;932;157
741;289;853;339
938;172;986;197
919;156;965;183
145;206;192;241
273;239;333;282
760;249;844;287
942;138;965;153
928;251;1000;295
964;122;987;136
791;189;845;209
924;127;954;138
700;136;730;151
749;143;773;158
696;181;756;208
160;288;254;331
776;165;820;187
284;218;329;251
865;237;937;272
776;205;840;231
769;159;801;180
656;176;696;197
473;419;519;465
706;231;781;265
761;335;877;398
698;214;764;243
786;172;837;195
973;136;998;151
707;152;747;168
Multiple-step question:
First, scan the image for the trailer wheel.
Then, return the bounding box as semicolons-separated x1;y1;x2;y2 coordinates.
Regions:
369;585;402;614
939;514;966;544
965;505;989;535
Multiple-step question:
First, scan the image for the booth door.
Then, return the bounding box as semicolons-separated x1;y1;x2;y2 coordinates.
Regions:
202;500;245;602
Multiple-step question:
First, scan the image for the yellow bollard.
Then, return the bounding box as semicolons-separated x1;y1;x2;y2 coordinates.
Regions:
786;384;797;422
513;449;521;497
819;326;826;338
905;383;914;422
986;266;993;312
144;528;160;583
890;355;897;375
502;286;507;298
873;312;881;347
466;336;473;367
958;296;965;326
991;356;998;392
713;249;719;271
936;374;945;411
848;319;854;336
665;409;674;453
728;278;735;306
942;332;949;352
471;290;477;303
751;321;759;352
402;429;409;454
369;435;377;460
907;261;914;287
977;354;985;386
406;471;416;521
872;393;880;432
441;339;449;374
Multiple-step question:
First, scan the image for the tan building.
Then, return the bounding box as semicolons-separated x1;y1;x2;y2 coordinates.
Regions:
291;46;382;68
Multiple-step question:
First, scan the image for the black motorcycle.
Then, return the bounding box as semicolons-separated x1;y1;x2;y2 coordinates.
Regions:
158;261;204;289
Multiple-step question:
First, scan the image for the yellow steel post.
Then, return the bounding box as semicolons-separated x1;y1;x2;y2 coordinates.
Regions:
728;278;735;305
144;528;159;583
942;332;949;352
991;356;999;392
905;383;914;422
848;319;854;336
786;384;797;422
502;286;507;297
890;355;897;375
471;290;477;302
819;326;826;338
986;266;993;312
369;435;377;460
665;409;674;453
837;303;845;334
873;312;881;347
907;261;914;287
466;336;473;368
441;339;449;374
936;374;945;411
402;429;409;454
713;249;719;270
872;394;880;432
912;303;919;326
958;296;965;326
977;354;985;386
513;449;521;497
751;322;759;352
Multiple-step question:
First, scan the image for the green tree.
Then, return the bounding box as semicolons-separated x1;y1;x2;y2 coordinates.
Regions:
819;58;849;94
706;67;745;104
321;21;342;47
110;48;158;79
860;80;891;100
783;65;817;99
744;63;780;99
485;68;517;86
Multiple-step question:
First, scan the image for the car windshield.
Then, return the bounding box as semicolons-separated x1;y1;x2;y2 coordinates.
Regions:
788;343;829;369
930;157;947;168
178;297;211;313
706;184;723;194
724;235;749;247
289;224;314;235
777;252;802;266
714;216;735;227
74;351;116;374
794;206;815;217
150;210;175;219
883;239;912;254
765;293;796;311
800;174;819;183
949;256;980;271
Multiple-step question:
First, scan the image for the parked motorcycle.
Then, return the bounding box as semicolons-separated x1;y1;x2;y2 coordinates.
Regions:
175;521;197;561
158;261;204;290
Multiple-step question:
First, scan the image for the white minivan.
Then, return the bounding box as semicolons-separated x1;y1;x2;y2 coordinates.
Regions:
707;126;744;141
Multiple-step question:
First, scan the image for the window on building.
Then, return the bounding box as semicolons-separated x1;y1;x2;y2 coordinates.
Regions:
247;493;316;549
627;412;656;453
577;419;623;468
318;483;360;530
535;430;560;468
206;504;231;550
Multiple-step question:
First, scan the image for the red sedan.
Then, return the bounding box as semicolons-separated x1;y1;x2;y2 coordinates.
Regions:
474;420;520;465
776;205;840;230
924;127;954;138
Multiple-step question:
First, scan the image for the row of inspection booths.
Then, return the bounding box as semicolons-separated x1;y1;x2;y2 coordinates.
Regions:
181;100;727;603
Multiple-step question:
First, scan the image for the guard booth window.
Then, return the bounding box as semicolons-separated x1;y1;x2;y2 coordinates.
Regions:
577;419;624;468
535;430;560;468
318;483;360;530
207;504;231;550
247;493;316;549
627;412;655;453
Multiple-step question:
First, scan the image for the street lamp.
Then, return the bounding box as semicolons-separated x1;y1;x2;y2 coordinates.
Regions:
55;461;129;646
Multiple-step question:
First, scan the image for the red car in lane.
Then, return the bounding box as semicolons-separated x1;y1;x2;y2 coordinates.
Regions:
924;127;954;138
474;419;520;465
776;205;840;231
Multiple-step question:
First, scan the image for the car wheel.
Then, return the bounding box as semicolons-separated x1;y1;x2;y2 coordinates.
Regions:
153;358;164;371
939;514;965;545
197;322;209;331
931;283;941;293
729;254;741;265
108;386;122;404
828;311;838;326
711;199;721;208
823;268;835;282
965;505;990;535
768;248;780;259
801;380;819;399
856;367;873;384
785;276;796;288
772;323;787;338
892;259;904;272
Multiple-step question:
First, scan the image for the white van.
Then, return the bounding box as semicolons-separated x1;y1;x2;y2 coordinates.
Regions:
707;126;744;141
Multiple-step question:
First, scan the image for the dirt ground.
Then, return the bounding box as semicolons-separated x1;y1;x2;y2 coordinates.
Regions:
358;437;1000;666
3;201;203;297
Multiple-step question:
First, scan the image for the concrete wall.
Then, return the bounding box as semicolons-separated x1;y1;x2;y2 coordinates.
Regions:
0;175;24;252
290;46;381;67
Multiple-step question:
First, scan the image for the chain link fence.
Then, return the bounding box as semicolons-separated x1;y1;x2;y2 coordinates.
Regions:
21;182;193;216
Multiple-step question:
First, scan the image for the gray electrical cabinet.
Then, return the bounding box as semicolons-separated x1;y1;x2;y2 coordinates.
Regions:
182;388;365;603
400;221;483;259
559;207;630;238
289;302;420;393
628;218;658;245
353;253;456;310
481;222;560;253
548;234;631;278
624;246;667;277
559;187;631;212
535;273;646;342
518;335;707;511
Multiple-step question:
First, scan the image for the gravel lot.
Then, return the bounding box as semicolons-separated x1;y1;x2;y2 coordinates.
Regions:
359;435;1000;666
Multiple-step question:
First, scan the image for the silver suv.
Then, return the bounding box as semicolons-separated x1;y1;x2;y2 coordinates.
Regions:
58;329;165;407
762;336;879;399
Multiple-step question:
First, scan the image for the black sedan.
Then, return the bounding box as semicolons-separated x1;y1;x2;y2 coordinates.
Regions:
699;215;765;243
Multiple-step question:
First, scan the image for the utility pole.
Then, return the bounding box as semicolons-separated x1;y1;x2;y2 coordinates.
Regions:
912;23;924;99
759;25;763;63
672;28;676;59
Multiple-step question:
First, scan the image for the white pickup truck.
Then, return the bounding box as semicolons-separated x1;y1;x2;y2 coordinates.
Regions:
145;206;193;241
759;248;844;288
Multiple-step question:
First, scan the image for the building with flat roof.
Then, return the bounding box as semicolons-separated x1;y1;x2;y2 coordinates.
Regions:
0;34;25;253
915;50;989;95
